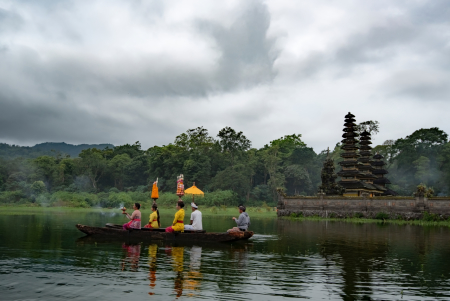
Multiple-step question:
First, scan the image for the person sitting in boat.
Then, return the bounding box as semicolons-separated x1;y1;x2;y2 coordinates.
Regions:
122;203;141;230
184;202;202;231
144;204;160;229
227;205;250;232
165;200;185;233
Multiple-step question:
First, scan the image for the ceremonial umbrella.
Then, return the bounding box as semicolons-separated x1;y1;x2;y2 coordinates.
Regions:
184;182;204;203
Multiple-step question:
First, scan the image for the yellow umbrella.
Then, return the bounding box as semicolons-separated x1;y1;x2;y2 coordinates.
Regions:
184;182;204;203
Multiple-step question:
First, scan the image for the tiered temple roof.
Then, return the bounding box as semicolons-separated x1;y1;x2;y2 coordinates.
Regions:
358;131;385;194
337;113;383;197
371;153;398;196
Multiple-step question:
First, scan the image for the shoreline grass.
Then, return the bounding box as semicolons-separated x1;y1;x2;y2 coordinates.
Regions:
0;205;277;217
284;216;450;227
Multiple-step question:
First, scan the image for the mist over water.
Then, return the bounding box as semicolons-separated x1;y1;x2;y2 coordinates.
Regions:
1;211;449;300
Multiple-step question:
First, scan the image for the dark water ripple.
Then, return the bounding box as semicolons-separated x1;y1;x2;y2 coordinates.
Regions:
1;213;450;300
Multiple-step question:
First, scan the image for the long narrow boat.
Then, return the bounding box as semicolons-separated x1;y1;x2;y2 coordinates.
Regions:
76;224;253;243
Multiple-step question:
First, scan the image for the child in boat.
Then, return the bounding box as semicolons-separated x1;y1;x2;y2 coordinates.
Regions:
144;204;160;229
165;201;185;232
123;203;142;230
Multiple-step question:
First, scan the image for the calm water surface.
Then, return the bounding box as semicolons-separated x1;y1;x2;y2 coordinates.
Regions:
1;210;450;300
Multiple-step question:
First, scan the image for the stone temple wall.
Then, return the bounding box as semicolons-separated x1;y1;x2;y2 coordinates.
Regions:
276;193;450;219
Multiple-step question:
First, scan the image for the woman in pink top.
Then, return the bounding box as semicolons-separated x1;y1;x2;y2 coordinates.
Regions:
122;203;142;230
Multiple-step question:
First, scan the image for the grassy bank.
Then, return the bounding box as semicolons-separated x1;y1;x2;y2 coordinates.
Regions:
284;216;450;227
0;205;276;218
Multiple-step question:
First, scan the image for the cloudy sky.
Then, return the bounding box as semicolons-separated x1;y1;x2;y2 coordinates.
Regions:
0;0;449;152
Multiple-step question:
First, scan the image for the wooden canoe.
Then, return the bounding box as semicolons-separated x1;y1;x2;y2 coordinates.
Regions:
76;224;254;243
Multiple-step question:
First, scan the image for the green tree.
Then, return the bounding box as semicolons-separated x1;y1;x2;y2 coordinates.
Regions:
413;156;431;185
31;181;47;195
78;148;107;191
217;127;251;167
355;120;380;136
109;154;132;190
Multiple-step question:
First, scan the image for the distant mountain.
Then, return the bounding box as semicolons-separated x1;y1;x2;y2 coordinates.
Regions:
33;142;114;158
0;142;114;159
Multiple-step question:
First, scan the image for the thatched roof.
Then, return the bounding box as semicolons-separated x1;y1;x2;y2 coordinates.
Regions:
345;112;355;118
359;150;372;156
342;132;359;138
341;138;360;144
373;153;384;159
341;152;360;158
359;140;372;145
374;177;391;184
341;145;359;151
339;160;359;166
372;169;388;174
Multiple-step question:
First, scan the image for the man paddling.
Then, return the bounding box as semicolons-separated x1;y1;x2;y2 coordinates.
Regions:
184;202;203;231
229;205;250;232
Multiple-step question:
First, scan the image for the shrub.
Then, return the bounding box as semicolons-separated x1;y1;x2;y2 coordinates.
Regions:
0;190;24;203
31;181;47;195
375;212;389;220
329;212;337;218
353;212;364;218
109;187;120;193
157;192;181;208
261;202;271;212
103;192;133;208
49;191;93;207
220;205;227;211
210;206;218;214
290;212;297;218
202;190;237;207
423;211;440;221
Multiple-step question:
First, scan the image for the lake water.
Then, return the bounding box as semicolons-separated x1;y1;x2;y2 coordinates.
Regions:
1;210;449;300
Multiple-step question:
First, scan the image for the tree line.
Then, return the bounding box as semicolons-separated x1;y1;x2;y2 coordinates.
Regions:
0;125;449;207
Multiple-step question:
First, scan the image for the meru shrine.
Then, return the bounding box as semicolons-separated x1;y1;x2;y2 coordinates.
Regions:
277;112;450;219
337;112;396;197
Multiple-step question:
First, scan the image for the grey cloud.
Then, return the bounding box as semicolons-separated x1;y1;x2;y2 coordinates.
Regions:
0;8;24;33
1;0;450;150
384;70;450;101
0;1;278;102
409;0;450;24
198;0;278;90
334;23;418;66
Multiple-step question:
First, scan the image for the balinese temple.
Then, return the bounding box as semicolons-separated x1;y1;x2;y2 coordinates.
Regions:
371;153;398;196
337;112;383;197
358;131;385;195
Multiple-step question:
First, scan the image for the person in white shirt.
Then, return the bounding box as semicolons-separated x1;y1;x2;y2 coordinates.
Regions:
184;202;203;231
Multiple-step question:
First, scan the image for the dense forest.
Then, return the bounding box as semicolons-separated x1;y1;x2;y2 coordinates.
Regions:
0;125;449;208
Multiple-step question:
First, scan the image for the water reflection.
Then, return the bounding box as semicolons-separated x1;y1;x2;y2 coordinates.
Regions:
148;244;158;296
185;246;202;297
168;246;185;298
2;212;450;300
121;243;141;272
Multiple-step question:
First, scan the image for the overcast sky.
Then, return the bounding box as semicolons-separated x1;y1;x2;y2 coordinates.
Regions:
0;0;449;153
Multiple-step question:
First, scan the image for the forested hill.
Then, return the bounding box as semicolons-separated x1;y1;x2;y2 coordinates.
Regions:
0;142;114;159
0;125;449;208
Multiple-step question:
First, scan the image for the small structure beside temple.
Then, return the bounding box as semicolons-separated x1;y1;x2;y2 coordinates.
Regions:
372;153;398;196
318;148;344;195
